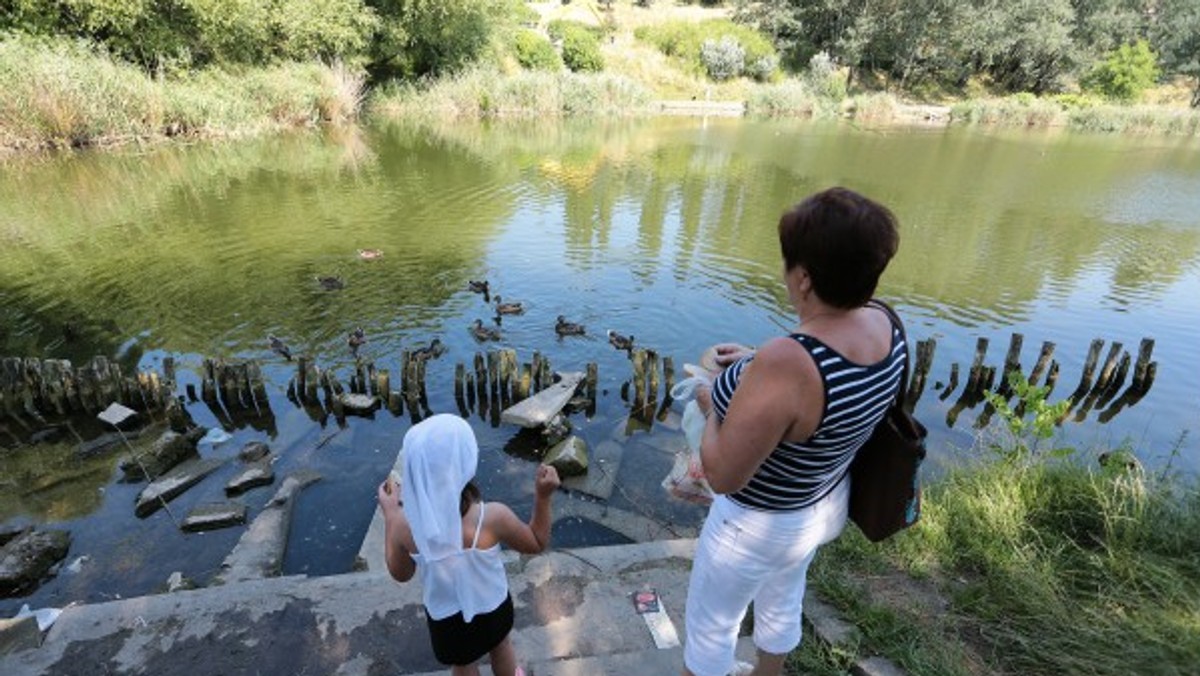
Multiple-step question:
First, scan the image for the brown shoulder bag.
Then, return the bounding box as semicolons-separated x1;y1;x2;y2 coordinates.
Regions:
848;300;927;542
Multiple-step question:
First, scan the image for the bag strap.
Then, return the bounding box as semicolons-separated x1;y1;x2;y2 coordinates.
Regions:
868;299;910;410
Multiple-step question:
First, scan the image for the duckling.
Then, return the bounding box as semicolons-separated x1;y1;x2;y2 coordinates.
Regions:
493;295;525;316
607;330;634;353
470;319;501;342
357;249;384;260
348;327;367;355
555;315;585;336
412;338;446;361
316;275;344;290
467;279;489;295
268;334;293;361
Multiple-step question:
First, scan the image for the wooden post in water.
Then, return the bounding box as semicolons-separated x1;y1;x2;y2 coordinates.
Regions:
631;349;646;411
906;338;936;411
517;363;532;401
1096;353;1131;409
939;363;960;401
305;362;320;404
474;353;487;392
455;363;467;411
1130;338;1156;392
994;333;1024;399
375;369;391;408
1074;342;1124;422
964;337;989;400
539;358;552;394
201;359;218;404
1064;339;1104;414
295;357;308;402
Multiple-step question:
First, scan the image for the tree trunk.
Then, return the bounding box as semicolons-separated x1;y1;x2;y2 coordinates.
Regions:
1191;79;1200;108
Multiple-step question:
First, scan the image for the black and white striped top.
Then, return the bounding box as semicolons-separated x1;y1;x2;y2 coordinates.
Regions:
710;327;906;512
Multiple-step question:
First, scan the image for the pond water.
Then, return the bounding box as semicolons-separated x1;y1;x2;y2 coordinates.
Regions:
2;117;1198;614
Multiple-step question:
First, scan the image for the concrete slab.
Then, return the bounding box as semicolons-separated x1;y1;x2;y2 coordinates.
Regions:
502;373;584;428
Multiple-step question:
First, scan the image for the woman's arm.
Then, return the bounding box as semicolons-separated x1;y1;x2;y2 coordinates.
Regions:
491;465;560;554
697;337;821;493
377;481;417;582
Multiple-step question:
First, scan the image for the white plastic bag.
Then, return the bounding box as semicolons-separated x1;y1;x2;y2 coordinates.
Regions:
662;376;714;505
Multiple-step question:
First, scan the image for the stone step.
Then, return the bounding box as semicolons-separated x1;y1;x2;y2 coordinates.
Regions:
409;638;757;676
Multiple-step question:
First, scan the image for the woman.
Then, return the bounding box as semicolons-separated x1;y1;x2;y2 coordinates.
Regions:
377;414;560;676
682;187;906;676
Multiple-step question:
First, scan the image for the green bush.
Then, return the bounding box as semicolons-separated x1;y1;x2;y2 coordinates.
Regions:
513;29;561;71
1;0;379;69
634;19;776;81
1082;39;1161;103
549;21;604;73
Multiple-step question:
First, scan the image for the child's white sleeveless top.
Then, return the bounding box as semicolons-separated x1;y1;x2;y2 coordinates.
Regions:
412;501;509;622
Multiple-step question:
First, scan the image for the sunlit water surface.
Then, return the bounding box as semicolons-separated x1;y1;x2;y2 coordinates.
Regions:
2;118;1198;613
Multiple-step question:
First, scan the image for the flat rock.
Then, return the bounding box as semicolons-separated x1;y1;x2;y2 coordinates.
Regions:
238;441;271;462
0;615;40;654
337;393;380;415
181;502;248;532
561;439;624;500
501;372;584;428
134;457;224;518
225;459;275;495
544;436;589;477
215;470;321;584
120;430;199;481
0;528;71;598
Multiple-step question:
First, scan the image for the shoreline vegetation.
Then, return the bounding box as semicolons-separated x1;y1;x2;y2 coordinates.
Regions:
5;0;1200;153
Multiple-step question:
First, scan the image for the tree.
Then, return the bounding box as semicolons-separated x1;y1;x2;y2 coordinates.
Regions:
1082;39;1160;101
365;0;513;79
1150;0;1200;107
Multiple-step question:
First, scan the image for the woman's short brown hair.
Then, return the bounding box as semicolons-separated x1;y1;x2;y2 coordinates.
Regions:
778;187;899;308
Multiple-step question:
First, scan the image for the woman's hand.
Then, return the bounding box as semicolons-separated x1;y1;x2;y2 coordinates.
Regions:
535;464;561;498
711;342;755;368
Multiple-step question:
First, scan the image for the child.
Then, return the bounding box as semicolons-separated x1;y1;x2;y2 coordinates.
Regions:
376;414;560;676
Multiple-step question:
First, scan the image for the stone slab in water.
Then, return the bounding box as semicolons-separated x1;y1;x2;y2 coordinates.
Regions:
0;614;40;654
501;372;584;428
337;393;380;415
562;439;624;500
120;430;198;481
225;459;275;495
75;429;143;459
181;502;248;532
135;457;224;518
215;470;321;585
545;436;589;477
0;528;71;598
238;441;271;462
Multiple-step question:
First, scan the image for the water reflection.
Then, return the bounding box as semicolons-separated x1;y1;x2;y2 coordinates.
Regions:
2;117;1198;610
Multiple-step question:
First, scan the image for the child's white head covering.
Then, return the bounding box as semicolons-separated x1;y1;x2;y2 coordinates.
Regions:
401;414;479;562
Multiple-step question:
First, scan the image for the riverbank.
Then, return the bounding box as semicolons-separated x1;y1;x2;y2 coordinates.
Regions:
3;37;1199;155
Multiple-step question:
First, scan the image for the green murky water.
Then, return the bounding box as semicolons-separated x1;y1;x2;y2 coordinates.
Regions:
2;117;1198;611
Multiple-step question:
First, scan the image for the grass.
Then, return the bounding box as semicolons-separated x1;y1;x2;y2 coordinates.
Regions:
0;35;365;152
799;445;1200;675
369;68;653;121
951;94;1200;135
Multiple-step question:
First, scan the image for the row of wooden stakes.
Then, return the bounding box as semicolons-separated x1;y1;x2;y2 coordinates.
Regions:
0;336;1157;433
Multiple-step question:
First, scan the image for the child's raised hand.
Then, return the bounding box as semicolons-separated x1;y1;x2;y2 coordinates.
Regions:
535;464;560;498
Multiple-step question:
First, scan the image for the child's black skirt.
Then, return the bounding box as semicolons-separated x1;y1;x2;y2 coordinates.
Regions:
426;593;514;666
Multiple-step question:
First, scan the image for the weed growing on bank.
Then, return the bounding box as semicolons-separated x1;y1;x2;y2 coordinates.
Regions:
806;378;1200;674
370;68;653;120
0;35;364;151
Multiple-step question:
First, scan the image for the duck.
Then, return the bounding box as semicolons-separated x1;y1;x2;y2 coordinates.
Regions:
316;275;344;290
555;315;585;336
412;338;446;361
348;327;367;355
470;319;501;342
268;334;293;361
607;330;634;353
357;249;384;260
493;295;525;315
467;279;489;295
